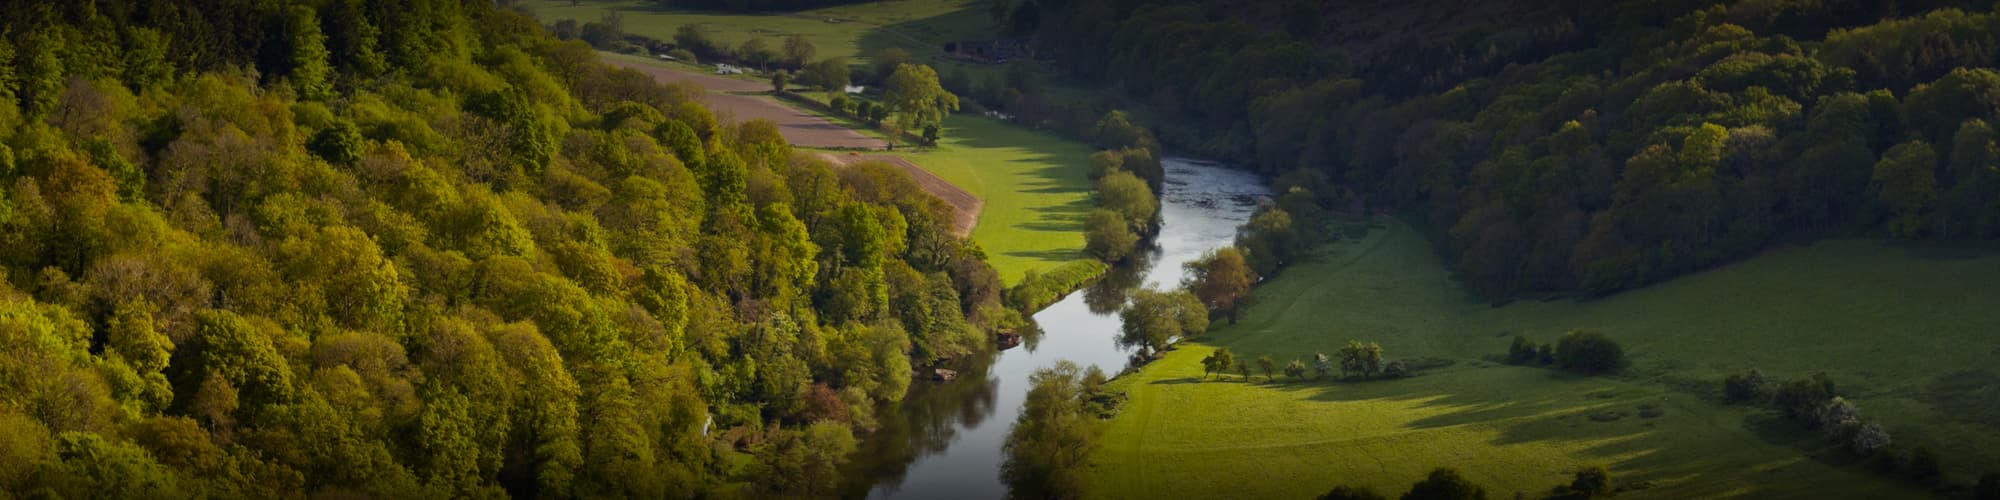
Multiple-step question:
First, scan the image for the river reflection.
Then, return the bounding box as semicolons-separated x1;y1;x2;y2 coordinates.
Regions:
841;157;1269;499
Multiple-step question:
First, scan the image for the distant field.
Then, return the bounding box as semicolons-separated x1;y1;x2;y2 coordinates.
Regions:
519;0;1086;100
1089;219;2000;498
600;53;887;149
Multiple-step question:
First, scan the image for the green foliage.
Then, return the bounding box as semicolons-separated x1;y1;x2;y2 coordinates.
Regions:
1321;485;1388;500
1003;360;1103;500
287;6;334;100
1118;288;1208;353
1553;330;1625;375
1083;208;1138;262
1184;246;1255;323
1873;140;1939;238
1401;468;1486;500
1096;168;1157;234
1338;340;1384;379
308;121;365;166
1568;465;1612;498
883;64;960;133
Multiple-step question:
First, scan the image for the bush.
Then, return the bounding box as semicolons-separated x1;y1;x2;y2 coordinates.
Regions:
1723;368;1769;403
1906;446;1941;483
1402;468;1486;500
1504;335;1536;365
1569;465;1612;498
668;48;697;63
1553;330;1625;374
1319;485;1387;500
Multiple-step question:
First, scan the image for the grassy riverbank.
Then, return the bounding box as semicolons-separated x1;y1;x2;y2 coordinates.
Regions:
1089;218;2000;498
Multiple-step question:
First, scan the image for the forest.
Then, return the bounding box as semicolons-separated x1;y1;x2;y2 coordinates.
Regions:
1003;0;2000;297
0;0;1008;497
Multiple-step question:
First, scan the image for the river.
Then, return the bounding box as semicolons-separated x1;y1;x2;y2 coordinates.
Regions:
841;157;1271;499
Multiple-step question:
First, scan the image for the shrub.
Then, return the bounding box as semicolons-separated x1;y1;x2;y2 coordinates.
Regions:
1320;485;1387;500
1773;373;1836;421
667;48;697;63
1402;468;1486;500
1554;330;1625;374
1723;368;1769;403
1569;466;1612;498
1906;446;1941;483
1504;335;1536;365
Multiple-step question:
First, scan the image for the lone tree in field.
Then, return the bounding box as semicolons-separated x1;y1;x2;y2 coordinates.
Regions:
1256;356;1276;383
1201;347;1235;380
1314;352;1332;379
782;34;816;68
1401;468;1486;500
1723;368;1770;403
1568;465;1612;498
801;57;851;94
1184;246;1256;323
1237;362;1251;382
884;63;960;134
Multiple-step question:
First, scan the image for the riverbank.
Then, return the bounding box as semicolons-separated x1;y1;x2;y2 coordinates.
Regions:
1086;218;2000;498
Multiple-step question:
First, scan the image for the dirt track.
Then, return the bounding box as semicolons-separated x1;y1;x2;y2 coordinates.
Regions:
607;59;887;150
823;153;981;238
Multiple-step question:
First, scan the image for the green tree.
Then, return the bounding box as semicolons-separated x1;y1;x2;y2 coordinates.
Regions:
1402;468;1486;500
803;57;852;94
883;64;960;133
1946;119;2000;237
1184;246;1255;323
781;35;816;68
1284;358;1307;381
1002;361;1099;500
1084;208;1138;262
1117;288;1207;353
1201;347;1235;380
1554;330;1625;375
873;47;914;82
1097;169;1158;233
1874;139;1939;238
287;6;334;100
770;70;789;94
1569;465;1612;498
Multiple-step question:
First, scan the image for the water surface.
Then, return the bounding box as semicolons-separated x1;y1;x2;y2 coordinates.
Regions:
843;157;1269;499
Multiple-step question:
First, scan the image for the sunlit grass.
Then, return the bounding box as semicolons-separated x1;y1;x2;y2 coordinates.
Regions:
1090;219;2000;497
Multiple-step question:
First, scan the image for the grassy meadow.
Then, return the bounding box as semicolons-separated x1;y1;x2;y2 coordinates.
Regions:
1089;219;2000;498
895;114;1096;283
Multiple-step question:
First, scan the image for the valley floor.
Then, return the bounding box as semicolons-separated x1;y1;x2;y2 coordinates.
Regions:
1089;218;2000;498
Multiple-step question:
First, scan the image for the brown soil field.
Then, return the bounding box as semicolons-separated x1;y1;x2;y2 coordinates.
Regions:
607;58;887;149
822;153;981;238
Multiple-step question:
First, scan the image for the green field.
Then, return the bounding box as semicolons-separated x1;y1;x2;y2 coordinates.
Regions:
896;114;1096;283
519;0;1078;95
1089;219;2000;498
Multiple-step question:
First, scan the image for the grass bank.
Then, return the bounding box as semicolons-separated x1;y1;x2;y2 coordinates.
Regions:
1089;218;2000;498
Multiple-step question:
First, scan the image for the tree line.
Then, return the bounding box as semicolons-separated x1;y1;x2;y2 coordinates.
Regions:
1012;0;2000;299
0;1;1020;497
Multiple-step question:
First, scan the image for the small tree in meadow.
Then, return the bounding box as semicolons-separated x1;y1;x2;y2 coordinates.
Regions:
1553;330;1624;374
1257;356;1276;383
1284;358;1307;381
1402;468;1486;500
1568;465;1612;498
1505;336;1536;365
771;70;789;94
1237;363;1251;382
1723;368;1769;403
1201;347;1235;380
1313;352;1332;379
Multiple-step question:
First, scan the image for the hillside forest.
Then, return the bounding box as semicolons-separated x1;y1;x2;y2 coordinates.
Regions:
999;0;2000;297
0;1;1008;497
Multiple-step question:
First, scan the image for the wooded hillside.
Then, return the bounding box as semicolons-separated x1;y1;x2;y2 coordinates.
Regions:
1008;0;2000;296
0;1;1003;497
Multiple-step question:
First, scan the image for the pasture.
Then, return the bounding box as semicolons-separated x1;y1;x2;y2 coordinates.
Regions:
895;115;1097;284
1089;219;2000;498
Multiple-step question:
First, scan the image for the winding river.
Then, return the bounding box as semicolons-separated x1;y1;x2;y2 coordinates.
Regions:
841;157;1270;499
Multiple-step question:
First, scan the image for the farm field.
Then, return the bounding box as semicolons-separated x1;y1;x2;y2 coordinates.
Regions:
1088;219;2000;498
520;0;1089;99
600;53;888;149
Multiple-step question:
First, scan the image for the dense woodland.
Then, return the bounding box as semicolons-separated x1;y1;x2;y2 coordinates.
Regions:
0;1;1014;497
1002;0;2000;297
